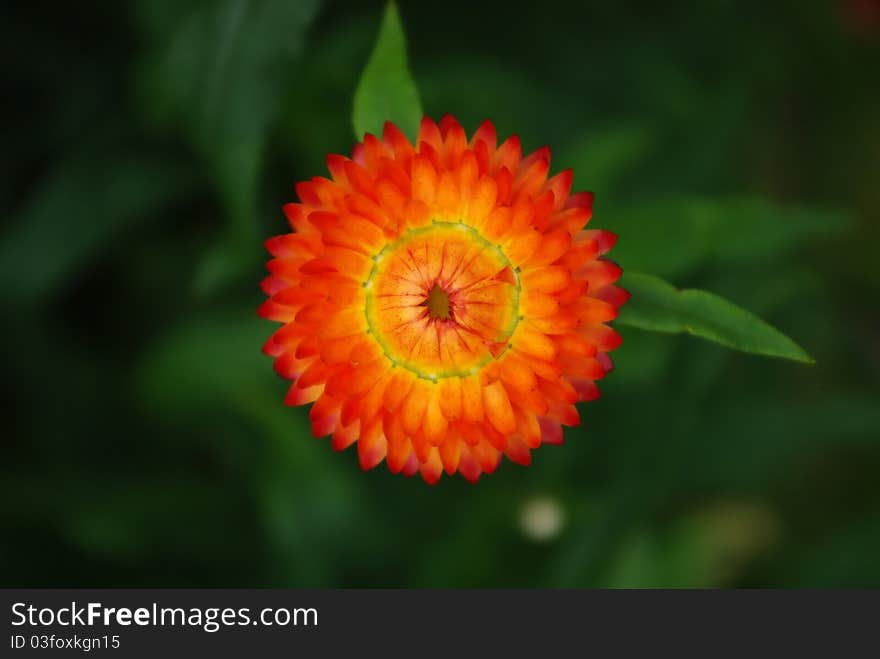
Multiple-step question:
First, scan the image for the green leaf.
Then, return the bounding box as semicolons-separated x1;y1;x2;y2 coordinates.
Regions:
352;1;423;141
616;272;814;363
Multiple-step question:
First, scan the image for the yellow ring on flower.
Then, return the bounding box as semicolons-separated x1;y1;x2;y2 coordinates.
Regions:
364;221;521;380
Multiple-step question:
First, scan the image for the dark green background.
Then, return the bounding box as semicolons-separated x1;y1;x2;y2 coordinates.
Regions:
3;0;879;587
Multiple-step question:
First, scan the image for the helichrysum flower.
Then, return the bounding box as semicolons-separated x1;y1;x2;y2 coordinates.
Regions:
259;116;627;483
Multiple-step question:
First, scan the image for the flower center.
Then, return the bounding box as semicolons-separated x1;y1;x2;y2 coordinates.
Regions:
424;284;452;320
364;222;521;380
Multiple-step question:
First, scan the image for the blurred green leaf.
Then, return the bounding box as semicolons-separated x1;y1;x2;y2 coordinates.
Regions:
138;0;321;294
687;394;880;489
352;1;423;141
138;309;272;411
606;326;676;387
611;198;853;279
136;308;374;586
64;478;239;564
617;272;814;363
0;155;193;305
190;239;259;299
778;513;880;587
420;57;562;140
557;121;655;201
279;14;375;168
603;501;781;588
234;390;372;587
140;0;321;157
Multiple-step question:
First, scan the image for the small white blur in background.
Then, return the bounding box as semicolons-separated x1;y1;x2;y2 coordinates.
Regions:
518;495;565;542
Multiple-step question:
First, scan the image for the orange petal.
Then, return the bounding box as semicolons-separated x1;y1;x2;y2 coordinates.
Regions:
419;448;443;484
580;324;623;352
423;385;449;445
410;155;437;205
359;373;390;426
357;416;387;470
439;432;462;475
309;393;340;438
457;447;482;483
320;308;366;341
516;408;542;449
504;229;542;266
285;383;322;406
382;369;415;412
525;228;571;268
512;324;556;362
483;380;516;435
435;170;459;215
461;375;484;422
522;265;570;293
383;412;410;473
506;383;550;416
470;119;497;151
438;377;462;421
528;313;578;335
504;435;532;466
538;417;564;445
417;116;442;150
543;169;573;211
492;135;522;175
500;353;538;394
570;377;600;402
471;441;501;474
383;121;414;160
332;419;360;451
402;381;429;436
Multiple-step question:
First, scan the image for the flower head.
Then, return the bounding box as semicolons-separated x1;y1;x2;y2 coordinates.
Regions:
259;115;628;483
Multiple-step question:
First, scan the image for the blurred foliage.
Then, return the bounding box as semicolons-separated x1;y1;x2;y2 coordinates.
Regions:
611;198;853;280
2;0;879;587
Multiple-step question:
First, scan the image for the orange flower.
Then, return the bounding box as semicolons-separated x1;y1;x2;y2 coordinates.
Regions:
259;116;627;483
